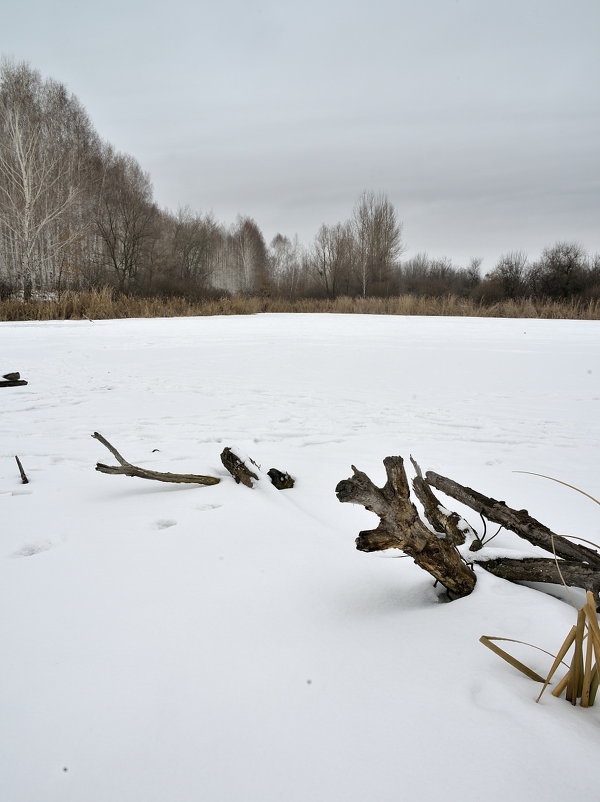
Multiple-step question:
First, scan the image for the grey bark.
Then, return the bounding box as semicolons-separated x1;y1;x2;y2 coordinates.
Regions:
425;471;600;567
336;457;476;598
93;432;220;485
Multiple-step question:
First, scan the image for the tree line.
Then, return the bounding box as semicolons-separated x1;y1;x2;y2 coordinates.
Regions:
1;60;598;304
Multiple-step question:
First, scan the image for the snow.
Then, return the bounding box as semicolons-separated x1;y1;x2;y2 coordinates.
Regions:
1;313;599;801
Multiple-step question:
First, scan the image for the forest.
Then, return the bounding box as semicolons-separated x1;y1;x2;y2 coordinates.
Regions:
1;60;599;306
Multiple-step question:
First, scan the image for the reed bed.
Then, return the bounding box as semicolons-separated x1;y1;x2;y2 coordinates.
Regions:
1;290;599;322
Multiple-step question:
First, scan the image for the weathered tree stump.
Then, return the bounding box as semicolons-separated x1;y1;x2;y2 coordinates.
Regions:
337;455;600;604
336;457;477;598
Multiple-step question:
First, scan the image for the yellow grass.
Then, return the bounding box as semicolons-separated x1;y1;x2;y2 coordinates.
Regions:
1;291;599;322
482;592;600;707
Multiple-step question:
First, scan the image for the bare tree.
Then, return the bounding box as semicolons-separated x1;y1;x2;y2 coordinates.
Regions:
0;60;98;298
269;233;303;299
352;191;403;296
486;251;528;299
311;222;355;299
528;242;589;299
95;149;158;292
171;207;219;292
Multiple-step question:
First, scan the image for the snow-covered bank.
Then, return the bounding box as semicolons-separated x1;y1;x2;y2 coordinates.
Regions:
1;314;599;801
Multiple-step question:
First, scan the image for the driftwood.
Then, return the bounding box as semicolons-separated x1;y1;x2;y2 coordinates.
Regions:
15;456;29;484
426;471;600;568
220;448;259;487
1;371;27;387
93;432;220;485
220;447;295;490
479;558;600;596
336;455;600;603
335;457;476;598
410;457;475;547
267;468;295;490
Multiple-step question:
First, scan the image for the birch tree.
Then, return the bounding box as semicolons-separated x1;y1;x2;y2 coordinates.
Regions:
352;191;403;296
0;60;98;297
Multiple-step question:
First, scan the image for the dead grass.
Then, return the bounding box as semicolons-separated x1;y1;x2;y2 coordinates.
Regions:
1;290;599;322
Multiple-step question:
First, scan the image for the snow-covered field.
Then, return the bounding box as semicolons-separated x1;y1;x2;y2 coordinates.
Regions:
1;313;599;802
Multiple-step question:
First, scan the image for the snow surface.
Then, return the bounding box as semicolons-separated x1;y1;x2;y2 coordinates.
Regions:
1;313;599;802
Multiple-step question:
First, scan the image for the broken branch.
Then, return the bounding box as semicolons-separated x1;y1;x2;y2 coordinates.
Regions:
92;432;220;485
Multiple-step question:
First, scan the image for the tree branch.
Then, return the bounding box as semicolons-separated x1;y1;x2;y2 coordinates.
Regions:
92;432;220;486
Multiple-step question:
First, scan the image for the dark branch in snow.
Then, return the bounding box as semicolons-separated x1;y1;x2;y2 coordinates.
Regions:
92;432;220;486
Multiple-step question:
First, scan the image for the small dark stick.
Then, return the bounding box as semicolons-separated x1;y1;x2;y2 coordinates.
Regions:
15;456;29;484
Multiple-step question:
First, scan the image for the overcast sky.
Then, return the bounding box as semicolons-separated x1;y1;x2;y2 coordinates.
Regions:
3;0;599;268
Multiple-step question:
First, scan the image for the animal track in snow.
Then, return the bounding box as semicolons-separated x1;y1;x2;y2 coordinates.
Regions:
154;519;178;530
12;541;53;558
196;504;222;512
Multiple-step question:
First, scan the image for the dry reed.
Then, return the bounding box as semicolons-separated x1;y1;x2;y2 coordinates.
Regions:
1;291;599;322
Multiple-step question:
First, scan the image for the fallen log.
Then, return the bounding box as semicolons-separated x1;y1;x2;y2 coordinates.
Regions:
425;471;600;567
335;457;476;598
1;379;27;387
478;557;600;597
92;432;220;485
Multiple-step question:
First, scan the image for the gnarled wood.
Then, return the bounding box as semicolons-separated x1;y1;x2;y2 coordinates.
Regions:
220;448;295;489
425;470;600;567
267;468;295;490
410;457;474;547
93;432;220;485
336;457;476;598
220;448;259;487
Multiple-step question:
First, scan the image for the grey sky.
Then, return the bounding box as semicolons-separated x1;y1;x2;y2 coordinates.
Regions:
3;0;599;268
